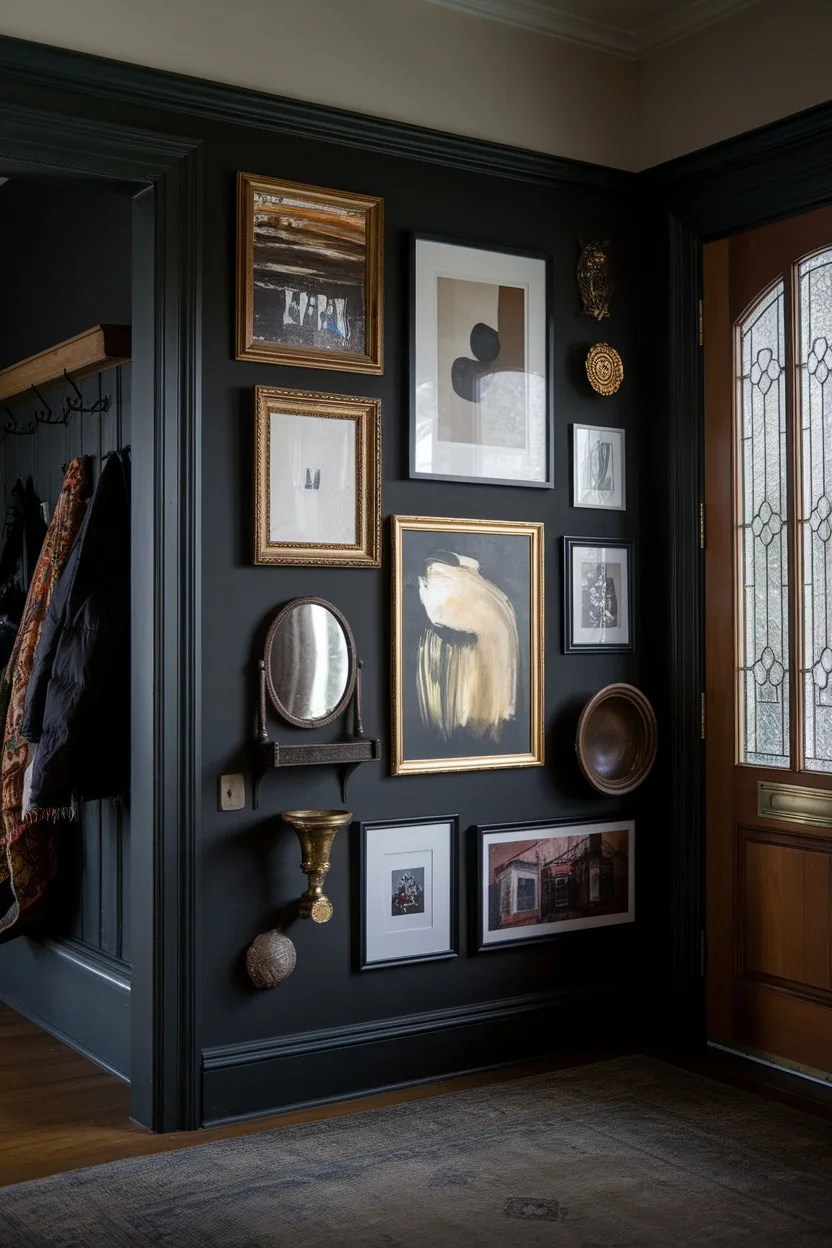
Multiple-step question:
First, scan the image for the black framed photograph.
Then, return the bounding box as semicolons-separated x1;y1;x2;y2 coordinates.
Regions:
563;536;634;653
360;815;458;969
477;817;635;951
572;423;626;510
410;235;553;488
391;515;545;775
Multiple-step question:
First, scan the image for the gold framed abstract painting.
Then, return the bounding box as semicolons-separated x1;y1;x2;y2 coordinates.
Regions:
391;515;544;775
236;172;384;373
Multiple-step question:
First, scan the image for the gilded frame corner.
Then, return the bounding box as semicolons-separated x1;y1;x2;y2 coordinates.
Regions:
236;171;384;374
390;514;545;776
253;386;382;568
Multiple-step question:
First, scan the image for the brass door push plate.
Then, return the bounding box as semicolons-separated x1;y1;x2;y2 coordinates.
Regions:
758;781;832;829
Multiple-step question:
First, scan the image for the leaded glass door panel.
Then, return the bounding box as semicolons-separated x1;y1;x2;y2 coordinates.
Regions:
705;207;832;1080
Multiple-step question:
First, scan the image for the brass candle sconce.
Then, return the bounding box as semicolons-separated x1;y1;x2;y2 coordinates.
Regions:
282;808;351;923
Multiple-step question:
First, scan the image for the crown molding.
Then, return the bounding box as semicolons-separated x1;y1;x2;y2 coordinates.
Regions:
421;0;637;55
637;0;764;56
421;0;764;59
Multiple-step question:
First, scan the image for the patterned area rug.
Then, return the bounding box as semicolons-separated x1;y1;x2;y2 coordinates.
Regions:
1;1056;831;1246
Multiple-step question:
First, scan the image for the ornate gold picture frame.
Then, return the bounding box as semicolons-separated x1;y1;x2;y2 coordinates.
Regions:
391;515;544;775
237;172;383;373
254;387;381;567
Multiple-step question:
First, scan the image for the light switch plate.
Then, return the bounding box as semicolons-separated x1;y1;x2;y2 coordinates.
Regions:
218;773;245;812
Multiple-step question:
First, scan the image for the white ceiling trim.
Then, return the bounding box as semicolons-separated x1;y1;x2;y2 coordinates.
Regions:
637;0;764;55
421;0;764;59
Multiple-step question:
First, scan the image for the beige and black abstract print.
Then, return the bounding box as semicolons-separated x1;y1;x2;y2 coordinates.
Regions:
416;555;519;742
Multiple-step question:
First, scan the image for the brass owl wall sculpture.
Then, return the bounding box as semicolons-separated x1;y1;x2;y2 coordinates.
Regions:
577;239;613;321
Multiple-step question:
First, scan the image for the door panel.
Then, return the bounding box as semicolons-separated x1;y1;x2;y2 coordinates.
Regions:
705;205;832;1077
739;829;832;997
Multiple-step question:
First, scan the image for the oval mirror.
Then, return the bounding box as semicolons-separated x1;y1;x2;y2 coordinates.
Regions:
264;598;356;728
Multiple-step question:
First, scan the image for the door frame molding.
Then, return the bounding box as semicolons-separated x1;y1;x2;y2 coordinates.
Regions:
649;100;832;1043
0;102;202;1131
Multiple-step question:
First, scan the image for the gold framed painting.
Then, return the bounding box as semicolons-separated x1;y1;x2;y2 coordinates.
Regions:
391;515;544;775
254;387;381;567
237;172;384;373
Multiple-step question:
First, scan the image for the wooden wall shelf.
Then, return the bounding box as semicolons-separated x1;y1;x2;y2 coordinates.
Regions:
0;325;131;407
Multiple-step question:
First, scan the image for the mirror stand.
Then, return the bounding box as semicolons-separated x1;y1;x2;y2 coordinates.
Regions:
253;657;381;809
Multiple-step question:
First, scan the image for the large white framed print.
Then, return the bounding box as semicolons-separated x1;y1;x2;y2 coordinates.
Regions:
572;423;626;510
411;236;552;488
477;818;635;950
360;815;458;969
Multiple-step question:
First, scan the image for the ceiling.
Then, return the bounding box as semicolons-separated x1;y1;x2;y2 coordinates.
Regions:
422;0;765;56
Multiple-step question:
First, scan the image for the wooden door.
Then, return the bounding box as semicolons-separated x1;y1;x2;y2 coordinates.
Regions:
705;206;832;1077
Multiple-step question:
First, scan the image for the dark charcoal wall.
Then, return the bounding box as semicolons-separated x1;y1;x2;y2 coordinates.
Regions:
0;64;663;1122
0;178;132;369
0;177;132;1080
198;129;659;1118
0;177;132;964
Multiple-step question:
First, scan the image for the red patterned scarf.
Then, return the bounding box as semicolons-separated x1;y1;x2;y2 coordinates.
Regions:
0;458;88;933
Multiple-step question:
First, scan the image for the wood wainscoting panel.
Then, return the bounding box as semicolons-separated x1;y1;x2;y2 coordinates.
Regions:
739;827;832;1004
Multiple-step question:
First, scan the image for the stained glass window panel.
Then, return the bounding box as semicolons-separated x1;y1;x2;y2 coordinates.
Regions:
798;250;832;772
737;281;790;767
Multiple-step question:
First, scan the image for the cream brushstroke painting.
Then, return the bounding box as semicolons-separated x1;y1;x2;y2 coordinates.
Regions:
392;516;544;775
416;555;519;741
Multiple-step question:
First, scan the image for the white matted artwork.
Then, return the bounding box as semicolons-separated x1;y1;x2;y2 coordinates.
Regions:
563;537;634;653
253;387;381;567
361;816;458;969
411;237;551;488
477;818;635;949
572;424;626;510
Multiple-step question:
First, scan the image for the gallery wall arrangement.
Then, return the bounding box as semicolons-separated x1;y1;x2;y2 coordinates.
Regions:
199;127;657;1121
0;33;663;1128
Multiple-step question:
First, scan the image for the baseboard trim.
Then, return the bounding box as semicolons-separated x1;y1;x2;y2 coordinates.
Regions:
0;935;130;1081
202;980;649;1126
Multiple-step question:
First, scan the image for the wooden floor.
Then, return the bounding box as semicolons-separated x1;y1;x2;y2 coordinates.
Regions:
0;1003;625;1188
5;1003;829;1190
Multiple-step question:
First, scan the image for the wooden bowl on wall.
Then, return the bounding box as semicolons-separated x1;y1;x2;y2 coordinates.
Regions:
576;683;657;796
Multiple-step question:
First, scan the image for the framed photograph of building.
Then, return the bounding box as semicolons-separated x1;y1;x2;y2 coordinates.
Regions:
237;173;383;373
360;815;458;969
572;423;626;510
391;515;545;775
563;536;634;653
477;818;635;950
253;387;381;567
410;236;552;488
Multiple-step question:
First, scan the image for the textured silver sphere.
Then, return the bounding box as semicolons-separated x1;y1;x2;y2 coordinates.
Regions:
245;929;297;989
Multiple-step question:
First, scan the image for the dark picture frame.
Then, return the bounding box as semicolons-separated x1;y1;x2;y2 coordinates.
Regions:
359;814;459;970
409;233;554;489
475;816;635;952
563;535;635;653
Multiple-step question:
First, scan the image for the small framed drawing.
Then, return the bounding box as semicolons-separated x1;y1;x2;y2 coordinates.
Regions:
477;818;635;951
563;536;634;653
410;235;552;488
572;424;625;510
360;815;458;969
392;515;545;775
254;387;381;567
237;172;383;373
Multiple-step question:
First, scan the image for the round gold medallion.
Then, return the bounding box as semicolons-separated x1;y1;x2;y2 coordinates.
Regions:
585;343;623;396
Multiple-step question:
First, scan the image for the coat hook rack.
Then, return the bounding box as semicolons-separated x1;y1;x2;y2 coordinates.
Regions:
32;373;112;426
2;407;37;438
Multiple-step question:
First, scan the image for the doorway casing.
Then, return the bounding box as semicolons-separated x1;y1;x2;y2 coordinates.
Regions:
0;101;202;1133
